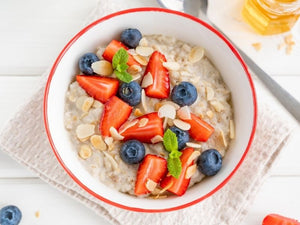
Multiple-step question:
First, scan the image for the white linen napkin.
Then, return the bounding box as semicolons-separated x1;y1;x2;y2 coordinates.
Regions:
0;0;297;224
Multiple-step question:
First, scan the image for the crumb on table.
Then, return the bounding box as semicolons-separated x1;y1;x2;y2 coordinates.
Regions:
252;42;262;51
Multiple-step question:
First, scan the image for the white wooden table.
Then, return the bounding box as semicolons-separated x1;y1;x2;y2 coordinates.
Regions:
0;0;299;224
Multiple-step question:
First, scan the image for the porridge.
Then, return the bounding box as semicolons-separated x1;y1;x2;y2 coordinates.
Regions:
64;28;234;197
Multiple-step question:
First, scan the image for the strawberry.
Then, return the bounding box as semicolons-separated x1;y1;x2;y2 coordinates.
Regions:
135;154;167;195
119;112;164;143
180;113;214;142
160;147;194;196
102;40;140;66
100;96;132;137
263;214;300;225
143;51;170;99
76;75;119;103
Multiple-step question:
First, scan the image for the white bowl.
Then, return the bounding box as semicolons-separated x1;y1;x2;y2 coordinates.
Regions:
44;8;257;212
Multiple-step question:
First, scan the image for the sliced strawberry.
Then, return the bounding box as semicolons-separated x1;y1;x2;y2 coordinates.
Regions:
102;40;140;66
143;51;170;99
160;147;194;196
119;112;164;143
76;75;119;103
263;214;300;225
100;96;132;137
180;113;214;142
135;154;167;195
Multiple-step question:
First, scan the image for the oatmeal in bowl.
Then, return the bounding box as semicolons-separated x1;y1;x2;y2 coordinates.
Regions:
44;8;256;212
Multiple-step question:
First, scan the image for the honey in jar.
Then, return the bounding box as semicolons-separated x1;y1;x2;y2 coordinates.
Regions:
242;0;300;35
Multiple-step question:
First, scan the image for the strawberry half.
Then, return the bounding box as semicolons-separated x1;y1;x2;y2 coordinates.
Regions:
135;154;167;196
143;51;170;99
76;75;119;104
102;40;140;66
263;214;300;225
119;112;164;143
180;113;214;142
100;96;132;137
160;147;194;196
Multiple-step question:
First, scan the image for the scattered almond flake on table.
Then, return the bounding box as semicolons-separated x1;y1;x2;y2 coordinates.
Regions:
252;42;262;51
35;211;40;218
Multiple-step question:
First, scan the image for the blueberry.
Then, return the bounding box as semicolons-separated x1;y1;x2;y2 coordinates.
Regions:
169;126;189;150
118;81;142;106
197;149;222;176
79;53;99;75
171;82;198;106
120;28;142;48
0;205;22;225
120;140;145;164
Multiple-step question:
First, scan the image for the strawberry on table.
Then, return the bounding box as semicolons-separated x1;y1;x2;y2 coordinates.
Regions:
135;154;167;195
263;214;300;225
119;112;164;143
142;51;170;99
100;96;132;137
76;75;119;103
160;147;194;196
102;40;140;67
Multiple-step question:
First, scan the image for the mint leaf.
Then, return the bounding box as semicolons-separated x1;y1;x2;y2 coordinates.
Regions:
115;70;132;83
169;150;182;159
163;129;178;153
167;157;182;179
116;63;129;72
112;48;129;69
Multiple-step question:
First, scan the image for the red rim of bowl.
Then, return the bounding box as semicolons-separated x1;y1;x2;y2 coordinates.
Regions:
43;7;257;213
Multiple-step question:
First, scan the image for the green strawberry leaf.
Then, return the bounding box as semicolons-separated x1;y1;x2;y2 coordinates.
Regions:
163;129;178;153
167;157;182;179
112;48;129;69
114;70;132;83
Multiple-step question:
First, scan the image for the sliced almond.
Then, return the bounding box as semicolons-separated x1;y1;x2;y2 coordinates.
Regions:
92;100;103;108
79;145;92;159
128;64;142;75
82;97;94;112
139;37;148;47
133;54;148;66
210;100;225;112
146;179;158;192
173;119;191;131
158;104;176;119
189;46;205;63
141;72;153;88
103;151;119;171
186;142;202;149
177;106;191;120
219;129;228;147
90;135;107;151
109;127;124;141
141;89;148;112
167;118;174;126
154;102;163;111
75;96;87;110
161;101;180;110
206;86;215;101
162;62;180;71
185;164;197;179
206;110;214;119
132;74;142;81
133;108;144;117
187;150;201;165
138;118;149;127
127;49;137;56
96;47;105;59
252;42;262;51
104;136;114;147
152;195;168;199
163;117;168;130
119;119;139;134
159;180;173;194
151;187;162;195
229;119;235;139
136;46;154;57
76;124;95;140
91;60;113;76
151;135;163;144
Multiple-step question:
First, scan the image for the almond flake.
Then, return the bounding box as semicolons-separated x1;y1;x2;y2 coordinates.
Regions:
163;117;168;130
133;54;148;66
103;151;119;171
151;187;162;195
154;102;163;111
206;86;214;101
128;64;142;75
173;119;191;131
92;100;103;108
109;127;124;141
229;120;235;139
76;124;95;140
167;118;174;126
252;42;262;51
136;46;154;57
79;145;92;159
76;96;87;110
132;74;142;81
177;106;191;120
141;89;148;112
138;118;149;127
90;135;107;151
152;195;168;199
185;164;197;179
139;37;148;47
210;100;225;112
161;101;180;110
159;180;173;194
219;129;227;147
187;150;201;165
141;72;153;88
119;119;139;134
82;97;94;112
158;104;176;119
146;179;157;192
206;110;214;118
186;142;202;149
127;49;137;56
133;108;144;117
162;62;180;71
189;46;205;63
91;60;113;76
151;135;163;144
104;136;114;147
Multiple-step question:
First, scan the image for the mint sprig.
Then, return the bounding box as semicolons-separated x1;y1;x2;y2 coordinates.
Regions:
112;48;132;83
163;129;182;179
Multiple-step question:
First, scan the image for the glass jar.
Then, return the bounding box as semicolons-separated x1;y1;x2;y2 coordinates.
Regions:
242;0;300;35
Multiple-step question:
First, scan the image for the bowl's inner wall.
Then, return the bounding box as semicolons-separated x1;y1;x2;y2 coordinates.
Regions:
46;9;255;210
